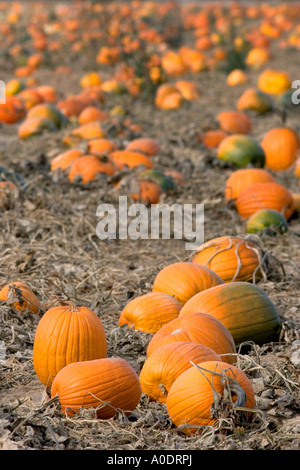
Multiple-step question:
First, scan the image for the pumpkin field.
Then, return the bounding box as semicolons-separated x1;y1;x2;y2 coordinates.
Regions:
0;0;300;452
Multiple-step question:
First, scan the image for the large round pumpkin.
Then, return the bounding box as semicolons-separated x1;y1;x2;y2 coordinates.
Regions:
225;168;275;201
166;360;255;434
152;262;224;306
139;342;221;404
179;282;281;346
261;127;300;171
33;302;107;388
192;236;263;283
51;357;141;419
235;182;295;220
146;312;236;364
217;134;265;168
118;292;182;334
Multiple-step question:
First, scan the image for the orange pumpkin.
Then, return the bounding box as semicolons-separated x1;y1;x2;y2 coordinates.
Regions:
217;110;252;135
237;88;273;114
88;138;117;155
0;281;41;314
155;83;183;110
109;150;153;170
18;116;57;138
71;121;106;140
152;262;224;306
33;302;107;388
175;80;200;100
201;129;228;148
258;69;291;95
179;282;281;346
125;138;161;156
192;236;263;283
26;103;67;128
227;69;248;86
0;96;26;124
51;357;141;419
146;312;236;364
225;168;276;201
78;106;108;125
246;47;270;69
166;360;255;434
50;149;83;171
139;342;221;403
235;182;295;220
131;180;162;204
119;292;182;334
261;128;300;171
68;154;117;183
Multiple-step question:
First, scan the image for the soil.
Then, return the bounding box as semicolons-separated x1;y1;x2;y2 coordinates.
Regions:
0;0;299;452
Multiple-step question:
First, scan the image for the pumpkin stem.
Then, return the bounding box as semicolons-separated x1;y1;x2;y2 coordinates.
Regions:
158;383;168;396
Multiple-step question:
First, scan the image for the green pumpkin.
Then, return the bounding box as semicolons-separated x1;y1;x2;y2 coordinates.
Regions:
246;209;288;234
138;169;175;191
217;134;266;168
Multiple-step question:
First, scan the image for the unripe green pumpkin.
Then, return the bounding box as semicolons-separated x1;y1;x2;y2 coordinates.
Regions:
217;134;266;168
246;208;288;234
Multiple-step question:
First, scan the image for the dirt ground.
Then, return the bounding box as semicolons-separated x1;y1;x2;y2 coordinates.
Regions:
0;1;299;451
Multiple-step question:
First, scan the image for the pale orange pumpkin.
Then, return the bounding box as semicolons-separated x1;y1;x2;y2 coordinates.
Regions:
152;262;224;306
51;357;141;419
166;360;255;434
139;342;221;403
119;292;182;334
192;236;263;283
146;312;236;364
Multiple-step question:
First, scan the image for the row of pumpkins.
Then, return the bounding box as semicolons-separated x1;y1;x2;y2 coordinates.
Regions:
0;232;282;434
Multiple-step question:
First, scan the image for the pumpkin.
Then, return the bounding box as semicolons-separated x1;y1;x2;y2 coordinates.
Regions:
225;168;276;201
146;312;236;364
18;116;57;138
217;111;252;135
246;209;288;234
161;50;188;77
179;282;281;346
33;302;107;388
125;138;161;156
295;158;300;178
237;88;273;114
68;154;117;183
261;128;300;171
166;360;255;435
57;96;89;118
18;88;44;110
0;281;41;314
0;96;26;124
131;180;162;204
175;80;200;100
292;193;300;212
192;236;263;283
78;106;108;125
217;135;265;168
226;69;248;86
80;72;102;88
258;69;291;95
51;357;141;419
119;292;182;334
246;47;270;69
71;121;106;140
138;169;175;191
155;83;182;110
88;138;117;155
235;182;295;220
201;129;228;148
139;342;221;403
152;262;224;306
27;103;68;128
50;149;83;171
109;150;153;170
6;79;25;96
35;85;59;103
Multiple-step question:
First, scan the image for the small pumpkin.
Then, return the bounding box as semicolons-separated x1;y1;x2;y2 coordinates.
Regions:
68;154;117;183
139;342;221;403
166;360;255;435
119;292;182;334
261;127;300;171
201;129;228;148
18;116;57;139
27;103;68;128
246;47;270;69
0;96;26;124
235;182;295;220
192;236;263;283
78;106;108;125
152;262;224;306
225;168;275;201
217;134;265;168
51;357;141;419
226;69;248;86
246;209;288;234
258;69;291;95
179;282;281;346
131;179;162;204
217;111;252;135
50;149;83;171
146;312;236;364
33;302;107;388
237;88;273;114
109;150;153;170
125;138;161;156
0;281;41;314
